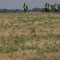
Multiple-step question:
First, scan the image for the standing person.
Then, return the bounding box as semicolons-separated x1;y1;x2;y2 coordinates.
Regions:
45;3;48;12
26;4;28;12
48;4;51;12
23;3;28;12
54;3;59;12
23;3;26;12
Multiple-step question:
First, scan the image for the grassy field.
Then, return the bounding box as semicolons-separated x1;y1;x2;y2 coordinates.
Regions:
0;12;60;60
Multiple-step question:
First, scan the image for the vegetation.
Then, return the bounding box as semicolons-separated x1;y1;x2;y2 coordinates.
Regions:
0;12;60;60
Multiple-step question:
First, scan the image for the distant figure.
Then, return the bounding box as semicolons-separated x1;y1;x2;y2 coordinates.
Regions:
23;3;28;12
45;3;48;12
54;3;59;12
48;4;51;12
26;5;28;11
23;3;26;12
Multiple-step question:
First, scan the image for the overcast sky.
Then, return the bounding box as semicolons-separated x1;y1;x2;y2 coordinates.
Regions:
0;0;60;9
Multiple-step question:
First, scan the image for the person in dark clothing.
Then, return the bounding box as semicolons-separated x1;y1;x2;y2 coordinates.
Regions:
23;3;28;12
45;3;48;12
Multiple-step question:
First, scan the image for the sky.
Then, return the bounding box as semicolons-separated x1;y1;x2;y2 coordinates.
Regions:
0;0;60;9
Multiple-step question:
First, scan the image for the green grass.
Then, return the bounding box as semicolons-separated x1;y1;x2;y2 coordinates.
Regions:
4;46;17;53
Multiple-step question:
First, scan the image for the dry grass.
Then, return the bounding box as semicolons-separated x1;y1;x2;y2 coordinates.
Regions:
0;12;60;60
